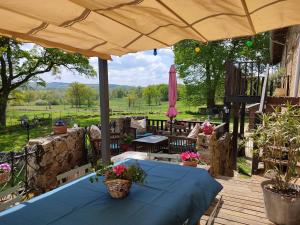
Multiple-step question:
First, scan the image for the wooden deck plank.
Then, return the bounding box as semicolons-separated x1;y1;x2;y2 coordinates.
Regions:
200;175;274;225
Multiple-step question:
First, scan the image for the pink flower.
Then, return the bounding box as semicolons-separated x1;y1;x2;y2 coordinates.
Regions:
190;152;200;159
0;163;11;173
113;165;127;176
180;151;200;162
202;121;214;135
180;152;190;161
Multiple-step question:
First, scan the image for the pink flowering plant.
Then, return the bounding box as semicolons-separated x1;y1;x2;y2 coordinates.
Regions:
0;163;11;173
180;151;200;162
202;121;214;135
90;162;146;184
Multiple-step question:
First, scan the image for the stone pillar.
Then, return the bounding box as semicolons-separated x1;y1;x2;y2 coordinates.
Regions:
27;128;86;194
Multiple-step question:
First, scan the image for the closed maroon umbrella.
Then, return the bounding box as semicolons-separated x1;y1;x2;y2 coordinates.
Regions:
166;65;177;133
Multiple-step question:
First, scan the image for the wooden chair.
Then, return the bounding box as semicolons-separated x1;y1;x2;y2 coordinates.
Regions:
56;163;92;186
168;135;197;153
0;183;22;211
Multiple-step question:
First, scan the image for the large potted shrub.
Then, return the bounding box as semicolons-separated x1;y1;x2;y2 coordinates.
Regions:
251;106;300;225
120;133;133;152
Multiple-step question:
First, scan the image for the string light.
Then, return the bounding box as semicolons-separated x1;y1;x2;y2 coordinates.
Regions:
246;40;254;47
194;47;201;53
153;48;157;56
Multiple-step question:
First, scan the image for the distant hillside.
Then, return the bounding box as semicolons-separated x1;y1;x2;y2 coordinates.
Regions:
28;82;134;90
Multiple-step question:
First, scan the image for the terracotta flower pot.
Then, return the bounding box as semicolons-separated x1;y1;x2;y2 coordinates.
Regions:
53;125;67;135
120;144;130;151
183;161;198;167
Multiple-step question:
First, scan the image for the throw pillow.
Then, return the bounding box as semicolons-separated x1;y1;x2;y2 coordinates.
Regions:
131;118;146;134
187;123;201;138
89;125;101;140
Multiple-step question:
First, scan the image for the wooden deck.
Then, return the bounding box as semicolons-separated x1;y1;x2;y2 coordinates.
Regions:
200;175;274;225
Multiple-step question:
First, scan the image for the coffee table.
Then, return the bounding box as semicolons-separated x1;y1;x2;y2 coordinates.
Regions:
132;135;168;153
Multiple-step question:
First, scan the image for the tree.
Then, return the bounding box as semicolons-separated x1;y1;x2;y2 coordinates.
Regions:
127;89;137;108
83;86;97;107
142;86;153;106
157;84;168;102
174;33;270;108
0;37;96;127
66;82;86;108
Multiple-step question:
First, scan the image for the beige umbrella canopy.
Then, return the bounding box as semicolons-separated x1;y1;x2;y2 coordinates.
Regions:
0;0;300;59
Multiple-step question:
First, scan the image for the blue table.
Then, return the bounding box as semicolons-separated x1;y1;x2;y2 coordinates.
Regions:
0;159;222;225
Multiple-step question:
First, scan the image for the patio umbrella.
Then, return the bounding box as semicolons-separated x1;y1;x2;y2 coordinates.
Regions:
0;1;300;59
166;64;177;134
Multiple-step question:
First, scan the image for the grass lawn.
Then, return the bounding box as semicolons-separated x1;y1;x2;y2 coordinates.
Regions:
1;99;222;152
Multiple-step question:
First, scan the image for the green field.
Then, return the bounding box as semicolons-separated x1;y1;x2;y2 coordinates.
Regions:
1;98;219;152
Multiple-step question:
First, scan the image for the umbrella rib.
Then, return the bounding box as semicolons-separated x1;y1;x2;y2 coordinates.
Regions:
69;0;169;48
27;22;48;35
96;13;169;48
250;0;286;15
156;0;208;42
95;0;144;11
241;0;256;35
60;9;91;27
0;27;111;59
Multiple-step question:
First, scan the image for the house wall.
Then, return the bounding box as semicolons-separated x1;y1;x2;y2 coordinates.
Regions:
281;25;300;97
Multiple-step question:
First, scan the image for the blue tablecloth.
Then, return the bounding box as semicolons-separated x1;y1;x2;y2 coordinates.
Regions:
0;159;222;225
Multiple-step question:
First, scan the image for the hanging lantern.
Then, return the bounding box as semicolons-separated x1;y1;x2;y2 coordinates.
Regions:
153;48;157;56
194;47;201;53
245;40;253;47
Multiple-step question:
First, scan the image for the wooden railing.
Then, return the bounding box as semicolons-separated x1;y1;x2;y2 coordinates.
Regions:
147;119;225;137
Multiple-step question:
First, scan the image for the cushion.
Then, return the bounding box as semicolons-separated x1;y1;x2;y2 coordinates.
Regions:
131;118;146;134
89;125;101;140
187;123;201;138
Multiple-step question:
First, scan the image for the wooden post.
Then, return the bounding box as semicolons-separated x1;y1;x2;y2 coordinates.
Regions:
98;58;111;164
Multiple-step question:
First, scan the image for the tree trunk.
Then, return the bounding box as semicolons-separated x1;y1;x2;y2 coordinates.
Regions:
207;94;215;109
205;62;216;109
0;92;9;128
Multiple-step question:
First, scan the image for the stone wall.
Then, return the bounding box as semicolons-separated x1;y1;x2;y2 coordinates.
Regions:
281;25;300;97
27;127;86;193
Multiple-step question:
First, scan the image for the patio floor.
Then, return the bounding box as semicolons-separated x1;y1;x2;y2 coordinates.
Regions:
200;175;274;225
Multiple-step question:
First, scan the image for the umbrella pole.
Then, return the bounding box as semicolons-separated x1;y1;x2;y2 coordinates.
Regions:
170;118;173;135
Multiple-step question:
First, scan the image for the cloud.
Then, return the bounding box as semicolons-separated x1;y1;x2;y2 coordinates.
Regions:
40;48;175;86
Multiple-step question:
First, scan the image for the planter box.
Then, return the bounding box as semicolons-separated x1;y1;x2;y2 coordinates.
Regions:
262;180;300;225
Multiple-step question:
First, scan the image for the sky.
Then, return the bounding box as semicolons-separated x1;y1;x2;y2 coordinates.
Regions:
39;47;175;87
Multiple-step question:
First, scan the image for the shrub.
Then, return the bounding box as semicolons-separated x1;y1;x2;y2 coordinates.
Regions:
35;99;48;106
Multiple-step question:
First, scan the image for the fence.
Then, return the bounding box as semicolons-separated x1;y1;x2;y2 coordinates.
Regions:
0;146;42;194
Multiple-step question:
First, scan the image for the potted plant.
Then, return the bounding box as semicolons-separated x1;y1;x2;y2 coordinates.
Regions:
251;106;300;225
0;163;11;184
180;151;201;167
53;119;67;134
120;133;133;151
90;162;146;199
201;121;214;135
